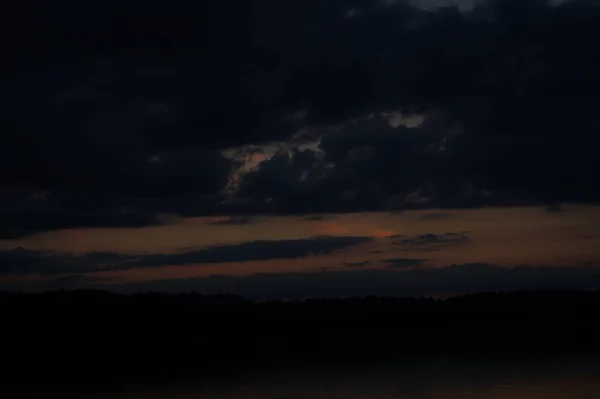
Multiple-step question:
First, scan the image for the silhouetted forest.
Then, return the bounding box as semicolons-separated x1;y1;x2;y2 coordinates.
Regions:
4;289;600;388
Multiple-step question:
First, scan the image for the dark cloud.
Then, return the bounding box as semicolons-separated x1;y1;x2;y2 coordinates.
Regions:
121;236;373;270
0;248;125;276
302;215;331;221
0;236;372;276
34;263;600;300
209;217;252;226
0;188;172;239
50;274;92;283
234;120;457;214
390;232;471;251
5;258;600;299
383;258;428;268
3;0;600;234
581;235;600;240
344;260;371;268
545;204;569;213
232;0;600;213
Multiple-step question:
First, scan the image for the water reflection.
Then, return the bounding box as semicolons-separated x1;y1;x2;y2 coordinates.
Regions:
100;355;600;399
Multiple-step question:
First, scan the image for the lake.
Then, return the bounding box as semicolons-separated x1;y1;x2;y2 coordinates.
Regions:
78;354;600;399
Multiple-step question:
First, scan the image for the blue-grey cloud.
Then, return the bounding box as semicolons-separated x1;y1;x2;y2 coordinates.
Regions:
44;263;600;300
209;216;252;225
0;248;126;276
344;260;371;268
121;236;373;270
390;232;470;251
0;236;373;276
383;258;428;268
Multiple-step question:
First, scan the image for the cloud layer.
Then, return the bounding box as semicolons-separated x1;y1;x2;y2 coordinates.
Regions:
3;0;599;236
0;236;372;275
11;263;600;300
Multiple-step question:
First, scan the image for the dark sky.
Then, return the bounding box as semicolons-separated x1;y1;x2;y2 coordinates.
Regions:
1;0;600;298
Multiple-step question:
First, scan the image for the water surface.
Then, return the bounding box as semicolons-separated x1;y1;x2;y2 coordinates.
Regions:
87;355;600;399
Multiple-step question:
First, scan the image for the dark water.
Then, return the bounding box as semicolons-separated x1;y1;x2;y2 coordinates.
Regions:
85;355;600;399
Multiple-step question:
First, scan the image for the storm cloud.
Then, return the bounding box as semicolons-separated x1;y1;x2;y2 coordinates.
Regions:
2;0;600;235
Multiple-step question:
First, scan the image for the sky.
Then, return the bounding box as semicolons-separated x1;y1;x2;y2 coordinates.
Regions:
2;0;600;298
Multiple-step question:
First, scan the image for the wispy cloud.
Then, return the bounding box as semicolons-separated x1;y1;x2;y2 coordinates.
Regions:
383;258;428;269
390;232;470;251
344;260;371;268
209;216;252;225
0;236;373;276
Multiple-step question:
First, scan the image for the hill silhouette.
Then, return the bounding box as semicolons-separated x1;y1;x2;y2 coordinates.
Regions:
3;289;600;389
